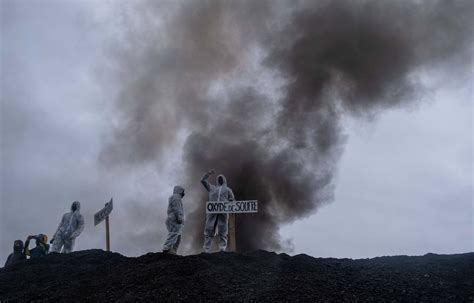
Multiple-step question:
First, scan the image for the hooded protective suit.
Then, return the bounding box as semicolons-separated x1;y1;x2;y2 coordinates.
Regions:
51;201;84;253
201;172;235;252
162;186;185;253
4;240;26;267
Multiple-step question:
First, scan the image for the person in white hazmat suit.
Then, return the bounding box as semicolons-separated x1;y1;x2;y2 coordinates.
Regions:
50;201;85;253
162;186;185;255
201;170;235;252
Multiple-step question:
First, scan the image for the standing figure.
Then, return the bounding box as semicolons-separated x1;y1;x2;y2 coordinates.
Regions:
201;170;235;252
50;201;84;253
162;186;185;255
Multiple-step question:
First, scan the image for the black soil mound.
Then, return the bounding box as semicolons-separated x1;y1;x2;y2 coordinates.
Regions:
1;250;473;302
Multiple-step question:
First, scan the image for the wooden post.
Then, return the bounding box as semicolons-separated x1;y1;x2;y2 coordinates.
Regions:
105;216;110;252
228;214;236;252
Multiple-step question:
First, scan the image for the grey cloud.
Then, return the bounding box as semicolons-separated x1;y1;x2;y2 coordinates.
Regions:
100;0;473;253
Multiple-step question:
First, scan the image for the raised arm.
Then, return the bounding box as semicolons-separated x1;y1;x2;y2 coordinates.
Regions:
200;170;215;192
23;236;32;256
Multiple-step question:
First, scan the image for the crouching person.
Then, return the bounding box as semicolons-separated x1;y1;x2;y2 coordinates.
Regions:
4;240;26;267
24;234;49;258
162;186;185;255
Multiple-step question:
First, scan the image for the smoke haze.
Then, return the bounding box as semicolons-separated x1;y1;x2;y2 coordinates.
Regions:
99;0;473;252
1;0;472;262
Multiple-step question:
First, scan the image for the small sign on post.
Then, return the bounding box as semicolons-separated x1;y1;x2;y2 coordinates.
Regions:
94;198;113;251
206;200;258;252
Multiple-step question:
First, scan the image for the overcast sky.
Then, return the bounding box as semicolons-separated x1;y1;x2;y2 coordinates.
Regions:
1;0;472;263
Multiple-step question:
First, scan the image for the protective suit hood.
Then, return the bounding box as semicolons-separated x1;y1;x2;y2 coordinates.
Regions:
13;240;24;253
217;174;227;186
173;186;185;195
71;201;81;212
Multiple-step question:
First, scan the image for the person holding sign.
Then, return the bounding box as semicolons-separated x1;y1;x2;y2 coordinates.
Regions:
50;201;84;253
162;186;185;255
201;170;235;253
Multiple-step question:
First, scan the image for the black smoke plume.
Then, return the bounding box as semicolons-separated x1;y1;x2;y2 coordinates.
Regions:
100;0;473;253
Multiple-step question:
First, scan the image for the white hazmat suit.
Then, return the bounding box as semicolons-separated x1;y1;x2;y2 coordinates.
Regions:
201;172;235;252
51;201;84;253
162;186;185;254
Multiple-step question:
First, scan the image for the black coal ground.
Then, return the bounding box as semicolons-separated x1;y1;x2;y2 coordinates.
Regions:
0;250;472;302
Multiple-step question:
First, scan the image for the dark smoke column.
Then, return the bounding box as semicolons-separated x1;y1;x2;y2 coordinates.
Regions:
101;0;473;253
181;0;473;253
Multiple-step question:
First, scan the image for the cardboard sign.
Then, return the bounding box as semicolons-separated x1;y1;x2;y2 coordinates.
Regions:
206;200;258;214
94;198;113;226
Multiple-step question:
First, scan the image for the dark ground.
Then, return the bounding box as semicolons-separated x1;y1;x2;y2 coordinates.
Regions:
0;250;473;302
